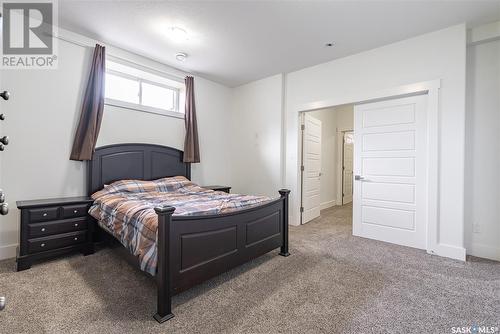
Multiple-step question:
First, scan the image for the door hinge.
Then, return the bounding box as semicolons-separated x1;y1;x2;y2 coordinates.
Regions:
301;165;304;171
301;124;305;130
300;207;304;213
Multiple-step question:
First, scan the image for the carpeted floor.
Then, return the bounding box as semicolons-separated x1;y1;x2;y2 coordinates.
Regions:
0;204;499;333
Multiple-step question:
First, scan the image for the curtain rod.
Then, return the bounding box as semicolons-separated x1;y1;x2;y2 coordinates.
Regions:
54;33;187;81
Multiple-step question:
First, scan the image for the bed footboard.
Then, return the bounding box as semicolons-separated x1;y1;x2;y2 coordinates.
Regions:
153;189;290;323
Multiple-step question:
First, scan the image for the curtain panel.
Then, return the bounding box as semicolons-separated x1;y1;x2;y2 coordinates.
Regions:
183;76;200;163
70;44;106;161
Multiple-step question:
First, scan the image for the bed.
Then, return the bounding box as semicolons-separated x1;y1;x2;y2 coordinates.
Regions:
87;143;290;323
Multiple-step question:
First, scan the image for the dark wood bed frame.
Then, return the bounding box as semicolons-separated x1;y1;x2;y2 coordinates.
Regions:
88;143;290;323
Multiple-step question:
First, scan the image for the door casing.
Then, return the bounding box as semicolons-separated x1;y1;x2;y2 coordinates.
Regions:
294;80;443;258
341;131;354;205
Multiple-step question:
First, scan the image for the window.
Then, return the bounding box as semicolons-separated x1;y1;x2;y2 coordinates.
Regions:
104;58;185;118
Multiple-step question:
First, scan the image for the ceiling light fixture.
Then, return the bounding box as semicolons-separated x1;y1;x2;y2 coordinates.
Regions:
167;26;189;42
175;52;188;62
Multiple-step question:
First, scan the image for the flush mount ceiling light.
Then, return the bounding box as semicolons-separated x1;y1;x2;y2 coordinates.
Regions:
175;52;188;62
167;26;189;42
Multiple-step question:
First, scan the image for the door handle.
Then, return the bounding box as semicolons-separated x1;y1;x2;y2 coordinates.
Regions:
0;189;7;215
354;175;365;181
0;91;10;101
0;203;8;215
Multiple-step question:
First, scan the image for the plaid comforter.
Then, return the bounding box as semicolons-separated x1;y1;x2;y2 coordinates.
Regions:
89;176;272;274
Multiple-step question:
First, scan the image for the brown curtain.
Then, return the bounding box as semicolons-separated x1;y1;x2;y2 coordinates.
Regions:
183;76;200;163
70;44;106;161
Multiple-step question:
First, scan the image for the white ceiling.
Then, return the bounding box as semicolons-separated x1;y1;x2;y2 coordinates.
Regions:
58;1;500;87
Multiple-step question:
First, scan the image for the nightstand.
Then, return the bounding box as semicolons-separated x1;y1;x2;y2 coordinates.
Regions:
203;185;231;193
16;196;95;271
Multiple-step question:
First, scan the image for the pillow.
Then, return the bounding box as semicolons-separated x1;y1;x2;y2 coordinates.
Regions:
91;176;192;199
154;176;192;192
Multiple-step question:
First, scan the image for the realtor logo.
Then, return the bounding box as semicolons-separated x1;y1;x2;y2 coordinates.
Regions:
1;0;58;68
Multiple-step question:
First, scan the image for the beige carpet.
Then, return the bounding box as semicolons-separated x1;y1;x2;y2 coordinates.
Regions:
1;204;499;333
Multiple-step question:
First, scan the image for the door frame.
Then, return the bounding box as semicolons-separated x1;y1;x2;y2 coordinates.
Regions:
295;79;440;256
340;130;354;205
335;128;354;206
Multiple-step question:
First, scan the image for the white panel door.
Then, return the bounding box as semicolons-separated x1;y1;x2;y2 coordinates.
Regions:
302;113;322;224
342;132;354;204
353;95;428;249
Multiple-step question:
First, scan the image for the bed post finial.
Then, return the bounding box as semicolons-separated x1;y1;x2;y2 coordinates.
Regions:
279;189;291;197
154;206;176;323
155;206;176;215
278;189;290;257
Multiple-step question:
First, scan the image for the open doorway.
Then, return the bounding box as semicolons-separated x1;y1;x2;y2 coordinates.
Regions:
300;104;354;225
299;92;433;253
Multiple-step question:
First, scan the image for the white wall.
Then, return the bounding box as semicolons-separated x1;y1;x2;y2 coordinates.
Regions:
465;37;500;261
335;104;354;131
286;24;467;261
0;29;232;259
230;74;283;197
308;108;337;209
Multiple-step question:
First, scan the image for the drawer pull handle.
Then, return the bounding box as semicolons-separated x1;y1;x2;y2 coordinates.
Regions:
73;210;78;214
74;223;79;227
40;243;45;247
41;228;46;232
42;213;47;217
74;237;78;241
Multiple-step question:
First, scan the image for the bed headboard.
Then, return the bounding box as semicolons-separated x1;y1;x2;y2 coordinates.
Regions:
87;143;191;195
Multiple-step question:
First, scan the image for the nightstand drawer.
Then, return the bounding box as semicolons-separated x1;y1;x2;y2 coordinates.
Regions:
28;207;59;223
28;231;87;253
61;204;89;219
27;218;87;238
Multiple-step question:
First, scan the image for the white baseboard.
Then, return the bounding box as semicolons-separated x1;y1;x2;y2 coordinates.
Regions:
289;214;301;226
428;243;466;261
0;244;17;260
467;243;500;261
320;200;336;210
